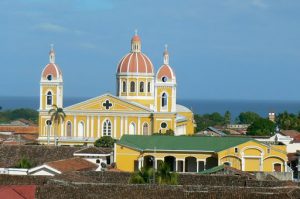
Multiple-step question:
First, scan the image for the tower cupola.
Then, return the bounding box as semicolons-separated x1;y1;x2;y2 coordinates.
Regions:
131;30;141;53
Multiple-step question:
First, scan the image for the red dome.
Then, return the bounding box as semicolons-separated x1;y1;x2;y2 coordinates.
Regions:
157;64;176;81
117;52;154;74
41;63;62;79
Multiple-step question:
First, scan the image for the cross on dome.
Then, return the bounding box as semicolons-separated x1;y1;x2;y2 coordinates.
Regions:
49;44;55;64
163;44;169;65
131;30;141;53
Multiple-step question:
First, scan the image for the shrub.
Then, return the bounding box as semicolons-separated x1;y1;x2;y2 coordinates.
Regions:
15;157;33;169
94;136;115;148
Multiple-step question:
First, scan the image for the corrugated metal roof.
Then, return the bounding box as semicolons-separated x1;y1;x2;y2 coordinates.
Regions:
118;135;253;152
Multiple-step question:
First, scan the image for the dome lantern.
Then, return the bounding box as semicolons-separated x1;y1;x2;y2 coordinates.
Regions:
131;30;141;53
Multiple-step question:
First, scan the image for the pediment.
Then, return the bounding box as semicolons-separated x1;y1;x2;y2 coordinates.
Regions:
64;93;151;113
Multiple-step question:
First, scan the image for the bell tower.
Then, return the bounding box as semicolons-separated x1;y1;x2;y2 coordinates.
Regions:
40;45;63;110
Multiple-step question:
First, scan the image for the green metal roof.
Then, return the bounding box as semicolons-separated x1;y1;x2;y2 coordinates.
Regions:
117;135;253;152
198;165;225;174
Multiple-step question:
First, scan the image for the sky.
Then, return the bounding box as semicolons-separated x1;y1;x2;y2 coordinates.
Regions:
1;0;300;100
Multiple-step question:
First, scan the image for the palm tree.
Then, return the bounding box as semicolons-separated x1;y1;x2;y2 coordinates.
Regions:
48;104;66;146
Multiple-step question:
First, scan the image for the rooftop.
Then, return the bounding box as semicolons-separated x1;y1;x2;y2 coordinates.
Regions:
46;158;98;173
117;135;253;152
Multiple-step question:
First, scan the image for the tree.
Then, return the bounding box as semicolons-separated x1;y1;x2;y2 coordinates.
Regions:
224;111;231;124
276;111;300;131
94;136;115;148
247;118;276;136
194;112;227;132
48;105;66;146
236;112;261;124
156;162;178;185
15;157;33;169
129;162;177;185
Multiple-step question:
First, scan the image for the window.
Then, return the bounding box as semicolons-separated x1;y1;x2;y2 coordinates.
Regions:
122;81;127;92
143;123;149;135
46;120;52;126
78;121;84;137
140;82;144;92
47;75;52;81
148;82;151;93
223;162;231;166
162;93;167;108
267;148;270;153
67;121;72;137
46;91;52;105
161;122;167;129
162;76;168;82
129;122;136;135
103;120;112;136
96;159;100;164
234;147;238;153
130;81;135;92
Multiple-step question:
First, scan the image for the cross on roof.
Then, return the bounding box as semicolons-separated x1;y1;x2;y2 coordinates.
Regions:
103;100;113;110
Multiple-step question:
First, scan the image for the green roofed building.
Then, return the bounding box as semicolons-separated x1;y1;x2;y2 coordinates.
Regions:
115;135;287;173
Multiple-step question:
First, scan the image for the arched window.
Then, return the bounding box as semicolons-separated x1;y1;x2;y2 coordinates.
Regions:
143;123;149;135
129;122;136;135
46;91;52;106
148;82;151;93
130;81;135;92
122;81;127;92
78;121;84;137
162;93;167;108
140;82;144;92
66;121;72;137
103;120;112;136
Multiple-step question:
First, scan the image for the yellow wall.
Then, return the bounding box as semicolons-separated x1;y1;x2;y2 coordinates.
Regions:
115;140;287;172
218;141;287;172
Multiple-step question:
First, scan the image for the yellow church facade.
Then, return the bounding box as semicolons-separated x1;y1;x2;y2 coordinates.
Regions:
115;135;288;173
38;33;195;145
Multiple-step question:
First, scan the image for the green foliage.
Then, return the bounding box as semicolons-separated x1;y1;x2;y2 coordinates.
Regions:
129;162;178;185
153;129;174;136
247;118;276;136
94;136;115;148
194;111;231;132
129;167;154;184
236;112;261;124
276;111;300;131
156;162;178;185
0;108;38;124
15;157;33;169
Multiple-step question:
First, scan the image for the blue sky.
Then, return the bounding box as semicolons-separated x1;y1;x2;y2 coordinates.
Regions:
1;0;300;100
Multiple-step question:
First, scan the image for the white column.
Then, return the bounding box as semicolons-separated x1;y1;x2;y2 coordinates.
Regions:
114;116;117;138
183;160;185;173
154;158;157;169
87;116;90;137
126;78;129;96
204;161;206;170
176;161;178;172
125;117;128;134
285;161;288;172
138;117;141;135
60;121;64;137
97;116;100;138
121;116;123;137
74;116;77;137
196;160;199;173
91;116;94;138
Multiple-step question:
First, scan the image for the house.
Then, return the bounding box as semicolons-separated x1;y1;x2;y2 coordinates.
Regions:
115;135;288;173
196;126;227;136
28;158;98;176
73;147;113;166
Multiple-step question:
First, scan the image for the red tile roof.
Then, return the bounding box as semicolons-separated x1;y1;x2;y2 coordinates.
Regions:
0;185;36;199
46;158;98;173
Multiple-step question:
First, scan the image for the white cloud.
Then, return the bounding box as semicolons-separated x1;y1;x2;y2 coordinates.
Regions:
251;0;268;8
36;22;69;33
79;42;97;49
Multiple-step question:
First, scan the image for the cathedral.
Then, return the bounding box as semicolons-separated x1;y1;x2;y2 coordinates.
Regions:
38;33;195;145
